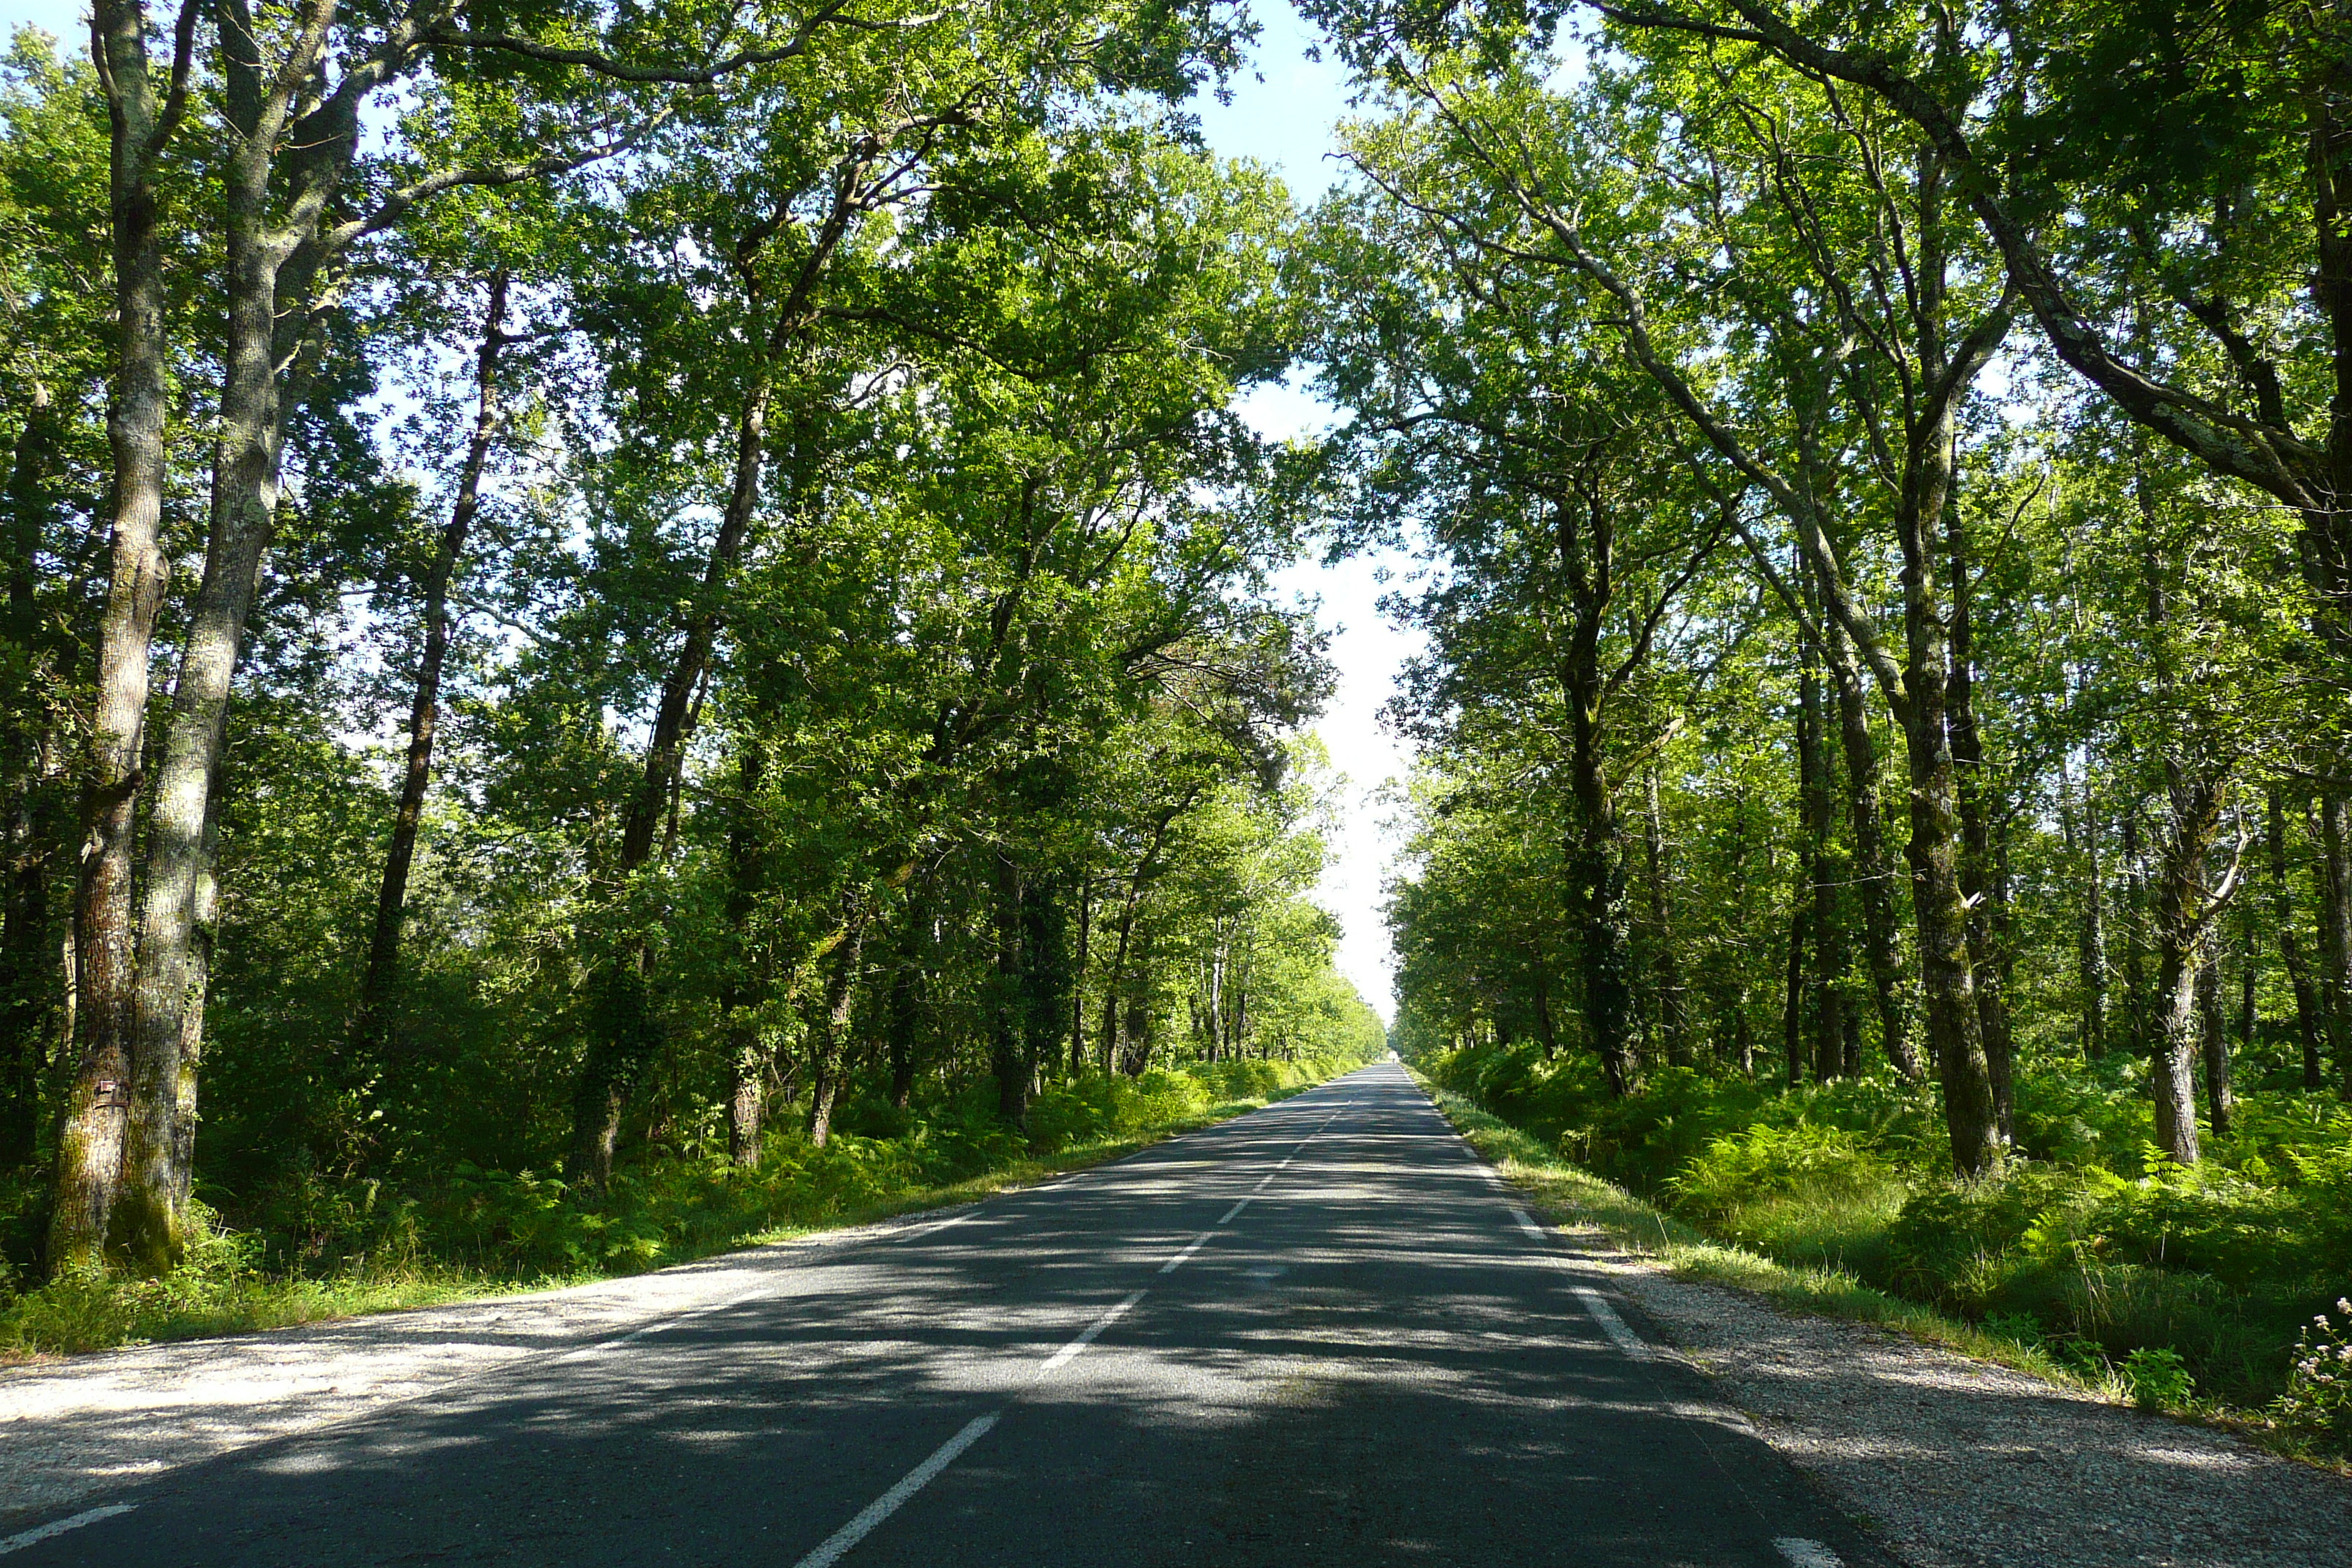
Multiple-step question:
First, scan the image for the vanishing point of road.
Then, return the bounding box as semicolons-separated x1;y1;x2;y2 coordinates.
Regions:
3;1064;1886;1566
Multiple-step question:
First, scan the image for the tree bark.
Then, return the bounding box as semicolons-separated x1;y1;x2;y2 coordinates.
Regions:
2318;796;2352;1101
723;745;768;1169
2198;921;2234;1139
353;271;510;1066
2149;773;2230;1162
806;899;869;1147
1643;769;1690;1068
1824;616;1915;1077
1798;638;1844;1082
1948;504;2013;1143
1782;893;1807;1090
1;386;62;1167
2270;788;2323;1088
2066;760;2110;1060
2122;804;2149;1061
885;907;924;1111
51;0;186;1272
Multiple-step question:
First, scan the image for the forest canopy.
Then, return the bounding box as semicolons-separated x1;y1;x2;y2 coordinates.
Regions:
0;0;1380;1319
4;0;2351;1443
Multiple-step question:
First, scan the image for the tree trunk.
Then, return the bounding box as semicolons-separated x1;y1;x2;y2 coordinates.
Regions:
2123;804;2149;1060
806;902;869;1147
2271;788;2323;1088
1799;641;1844;1083
724;746;768;1169
2149;774;2227;1162
353;271;510;1067
2068;762;2110;1060
1;386;62;1168
885;911;924;1112
2198;921;2234;1139
2149;935;2204;1166
51;0;183;1273
1119;927;1156;1076
1019;875;1067;1105
1070;871;1090;1077
1901;655;2002;1175
1948;509;2013;1144
2318;796;2352;1101
1572;802;1636;1099
992;858;1027;1126
1643;769;1689;1067
1782;894;1807;1091
1825;617;1915;1077
1530;965;1561;1059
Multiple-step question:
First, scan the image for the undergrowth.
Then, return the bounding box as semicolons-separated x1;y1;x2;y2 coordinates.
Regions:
1416;1047;2352;1468
0;1058;1345;1359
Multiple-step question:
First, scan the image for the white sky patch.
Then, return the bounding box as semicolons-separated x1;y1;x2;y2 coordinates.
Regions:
1194;10;1425;1022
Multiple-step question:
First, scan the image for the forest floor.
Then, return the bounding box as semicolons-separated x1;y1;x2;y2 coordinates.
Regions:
1425;1084;2352;1567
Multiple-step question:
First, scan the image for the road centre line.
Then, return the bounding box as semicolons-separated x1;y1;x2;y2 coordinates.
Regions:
1157;1231;1215;1275
0;1504;137;1558
1217;1198;1250;1224
1041;1289;1147;1371
1774;1539;1844;1568
1572;1286;1652;1360
790;1414;1000;1568
796;1284;1152;1564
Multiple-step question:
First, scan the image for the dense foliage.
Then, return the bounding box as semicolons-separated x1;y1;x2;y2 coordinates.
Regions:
0;0;1382;1335
1318;0;2352;1436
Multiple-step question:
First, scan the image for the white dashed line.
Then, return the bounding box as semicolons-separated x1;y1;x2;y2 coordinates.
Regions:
1774;1539;1844;1568
1156;1231;1215;1275
1041;1290;1146;1371
0;1505;136;1558
1217;1199;1250;1224
790;1414;1000;1568
1509;1207;1544;1239
1572;1286;1651;1360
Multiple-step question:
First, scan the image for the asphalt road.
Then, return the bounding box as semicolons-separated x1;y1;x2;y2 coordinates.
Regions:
2;1063;1889;1567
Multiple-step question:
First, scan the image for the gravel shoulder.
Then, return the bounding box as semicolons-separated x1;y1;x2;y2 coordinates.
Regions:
1558;1215;2352;1568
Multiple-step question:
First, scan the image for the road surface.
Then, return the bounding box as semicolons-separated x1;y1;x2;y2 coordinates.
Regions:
1;1064;1885;1566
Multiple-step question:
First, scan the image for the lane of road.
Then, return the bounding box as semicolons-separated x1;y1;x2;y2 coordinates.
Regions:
2;1063;1888;1567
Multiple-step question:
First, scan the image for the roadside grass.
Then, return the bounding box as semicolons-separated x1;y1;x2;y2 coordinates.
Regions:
1417;1074;2352;1474
0;1060;1349;1362
1413;1077;2126;1393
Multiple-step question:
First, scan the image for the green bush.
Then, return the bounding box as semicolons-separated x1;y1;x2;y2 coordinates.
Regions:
1425;1034;2352;1418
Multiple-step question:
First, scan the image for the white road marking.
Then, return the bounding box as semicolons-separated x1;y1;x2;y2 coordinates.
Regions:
1217;1199;1250;1224
908;1211;977;1240
1774;1539;1844;1568
1251;1169;1278;1192
1572;1286;1651;1360
1041;1290;1146;1372
0;1504;136;1557
1156;1231;1215;1275
1509;1207;1544;1239
790;1414;1000;1568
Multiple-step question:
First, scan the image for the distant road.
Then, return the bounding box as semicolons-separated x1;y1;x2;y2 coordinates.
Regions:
3;1064;1885;1566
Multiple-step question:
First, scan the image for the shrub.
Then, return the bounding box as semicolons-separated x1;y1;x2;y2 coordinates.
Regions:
2274;1300;2352;1436
1667;1121;1891;1223
2122;1345;2195;1407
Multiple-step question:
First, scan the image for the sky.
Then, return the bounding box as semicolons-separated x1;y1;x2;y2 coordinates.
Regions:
0;0;1426;1019
1190;7;1425;1023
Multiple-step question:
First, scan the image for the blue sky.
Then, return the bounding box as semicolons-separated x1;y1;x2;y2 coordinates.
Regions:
0;0;1422;1017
